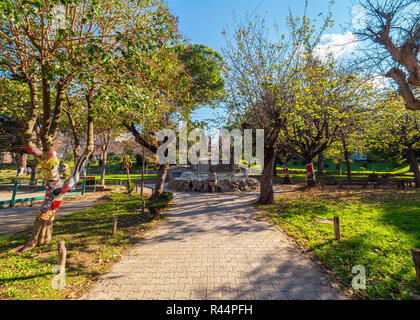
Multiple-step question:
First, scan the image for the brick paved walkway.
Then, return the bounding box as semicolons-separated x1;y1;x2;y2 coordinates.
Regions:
81;191;346;300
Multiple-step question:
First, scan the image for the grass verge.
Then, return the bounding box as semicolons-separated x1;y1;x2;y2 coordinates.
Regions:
0;191;167;300
258;188;420;300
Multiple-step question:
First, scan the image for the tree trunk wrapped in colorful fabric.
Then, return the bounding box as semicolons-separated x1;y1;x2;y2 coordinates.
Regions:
306;162;316;187
283;163;292;184
24;146;88;222
12;147;88;254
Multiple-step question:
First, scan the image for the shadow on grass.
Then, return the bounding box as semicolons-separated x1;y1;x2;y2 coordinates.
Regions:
263;189;420;299
0;272;53;284
0;193;160;299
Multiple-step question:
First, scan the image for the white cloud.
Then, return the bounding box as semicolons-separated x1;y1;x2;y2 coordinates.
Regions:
314;32;359;61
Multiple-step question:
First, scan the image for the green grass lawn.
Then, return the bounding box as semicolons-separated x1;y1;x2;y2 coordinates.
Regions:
90;174;157;181
272;173;416;184
0;192;166;300
258;188;420;299
280;159;415;175
0;172;157;183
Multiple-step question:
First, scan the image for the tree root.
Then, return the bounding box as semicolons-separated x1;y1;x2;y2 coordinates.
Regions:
12;218;53;255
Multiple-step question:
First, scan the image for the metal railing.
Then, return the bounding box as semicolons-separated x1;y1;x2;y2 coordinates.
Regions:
0;174;96;208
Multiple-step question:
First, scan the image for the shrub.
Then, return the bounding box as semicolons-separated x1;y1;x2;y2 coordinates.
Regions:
359;167;366;172
159;191;174;202
146;200;166;215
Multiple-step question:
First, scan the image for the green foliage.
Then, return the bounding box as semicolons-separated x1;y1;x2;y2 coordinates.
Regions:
159;191;174;202
135;153;150;167
260;189;420;299
0;192;159;300
177;43;225;107
363;93;420;161
62;151;74;162
359;167;366;172
145;191;173;215
60;162;71;179
146;200;166;215
122;154;132;170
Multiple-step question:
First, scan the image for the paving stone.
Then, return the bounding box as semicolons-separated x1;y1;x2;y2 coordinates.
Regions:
83;191;346;300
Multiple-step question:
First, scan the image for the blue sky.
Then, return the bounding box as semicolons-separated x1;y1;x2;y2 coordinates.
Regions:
166;0;360;126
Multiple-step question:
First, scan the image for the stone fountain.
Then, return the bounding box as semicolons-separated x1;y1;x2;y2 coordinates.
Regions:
168;171;259;193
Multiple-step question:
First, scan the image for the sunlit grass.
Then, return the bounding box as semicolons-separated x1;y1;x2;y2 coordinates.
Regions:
0;192;165;300
259;188;420;300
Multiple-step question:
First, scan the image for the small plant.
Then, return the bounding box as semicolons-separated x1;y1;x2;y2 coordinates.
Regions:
359;167;366;172
146;200;166;215
159;191;174;202
122;154;133;194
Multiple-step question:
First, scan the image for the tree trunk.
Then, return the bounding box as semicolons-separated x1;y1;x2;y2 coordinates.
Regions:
317;152;324;175
257;148;276;204
30;159;38;185
273;160;277;176
141;149;145;200
283;162;292;184
407;148;420;188
151;164;168;200
14;89;95;254
372;162;375;174
343;139;351;179
73;145;81;164
12;219;53;254
339;161;342;176
126;167;132;194
16;153;27;177
305;159;316;187
100;150;107;186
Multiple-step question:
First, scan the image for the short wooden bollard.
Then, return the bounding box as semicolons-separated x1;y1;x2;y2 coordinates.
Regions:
412;248;420;285
111;216;118;237
334;216;341;240
58;240;66;274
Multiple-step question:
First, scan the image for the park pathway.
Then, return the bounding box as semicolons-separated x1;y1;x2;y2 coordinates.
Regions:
81;191;346;300
0;194;106;235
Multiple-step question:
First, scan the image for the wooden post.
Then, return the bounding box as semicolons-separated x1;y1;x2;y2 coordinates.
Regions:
111;216;118;237
58;240;67;274
334;216;341;240
412;248;420;285
141;149;145;200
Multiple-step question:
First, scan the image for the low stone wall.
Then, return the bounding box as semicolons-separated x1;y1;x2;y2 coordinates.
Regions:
168;177;259;193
